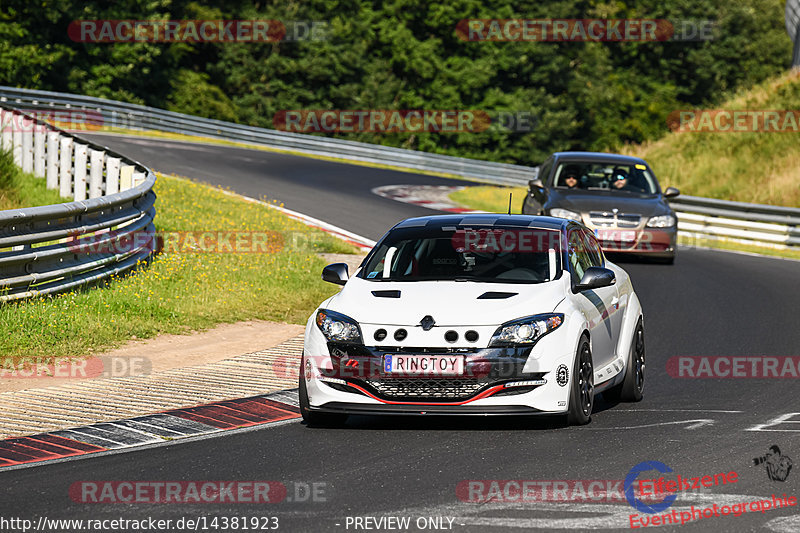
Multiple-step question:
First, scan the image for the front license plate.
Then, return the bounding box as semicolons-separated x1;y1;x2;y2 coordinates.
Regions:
597;229;637;243
384;355;465;376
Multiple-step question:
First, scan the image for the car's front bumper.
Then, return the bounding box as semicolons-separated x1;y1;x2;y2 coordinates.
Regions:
302;321;575;415
593;227;676;256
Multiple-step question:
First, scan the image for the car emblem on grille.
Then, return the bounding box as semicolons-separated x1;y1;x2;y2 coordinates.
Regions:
420;315;436;331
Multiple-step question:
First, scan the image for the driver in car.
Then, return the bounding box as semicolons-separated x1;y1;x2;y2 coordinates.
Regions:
612;168;631;190
562;165;581;189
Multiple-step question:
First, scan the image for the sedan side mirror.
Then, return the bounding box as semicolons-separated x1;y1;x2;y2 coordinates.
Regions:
575;266;616;292
663;187;680;198
322;263;349;285
529;178;544;189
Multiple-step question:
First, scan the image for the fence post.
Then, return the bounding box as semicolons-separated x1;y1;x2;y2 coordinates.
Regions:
59;137;73;198
21;119;33;173
120;164;135;191
73;143;88;201
46;131;60;189
0;110;12;151
12;112;23;166
33;128;46;177
106;157;121;195
88;149;105;198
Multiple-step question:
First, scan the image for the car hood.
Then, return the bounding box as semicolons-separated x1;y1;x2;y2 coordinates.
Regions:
326;276;567;326
546;189;671;217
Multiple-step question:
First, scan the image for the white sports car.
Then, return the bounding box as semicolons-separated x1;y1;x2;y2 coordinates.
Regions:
300;214;645;426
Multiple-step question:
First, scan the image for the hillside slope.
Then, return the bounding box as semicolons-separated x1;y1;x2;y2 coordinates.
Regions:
624;71;800;207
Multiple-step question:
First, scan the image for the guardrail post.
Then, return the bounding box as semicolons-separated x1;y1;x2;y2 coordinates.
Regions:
106;156;121;195
88;149;105;198
46;131;60;189
59;137;73;198
12;112;23;166
73;143;88;201
0;110;12;151
21;119;33;173
120;164;134;190
33;128;46;177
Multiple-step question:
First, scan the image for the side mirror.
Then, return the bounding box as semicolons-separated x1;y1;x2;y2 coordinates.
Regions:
322;263;349;286
529;178;544;189
575;266;616;292
663;187;680;198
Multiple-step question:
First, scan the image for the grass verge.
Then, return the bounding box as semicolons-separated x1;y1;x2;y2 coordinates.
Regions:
449;185;528;214
0;172;360;360
0;149;68;210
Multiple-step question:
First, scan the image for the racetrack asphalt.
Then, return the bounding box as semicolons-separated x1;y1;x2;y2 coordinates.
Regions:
2;133;798;532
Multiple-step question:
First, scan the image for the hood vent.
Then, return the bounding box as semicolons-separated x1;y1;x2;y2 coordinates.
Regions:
371;290;401;298
477;291;518;300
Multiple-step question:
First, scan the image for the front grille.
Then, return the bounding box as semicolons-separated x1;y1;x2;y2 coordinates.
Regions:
363;378;485;401
588;212;641;228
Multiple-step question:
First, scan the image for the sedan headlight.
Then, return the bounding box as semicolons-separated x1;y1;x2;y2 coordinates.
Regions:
646;214;676;228
316;309;362;343
549;208;582;222
489;313;564;347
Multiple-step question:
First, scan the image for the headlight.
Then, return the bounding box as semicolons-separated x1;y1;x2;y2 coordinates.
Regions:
549;208;582;222
316;309;362;343
489;313;564;347
646;214;676;228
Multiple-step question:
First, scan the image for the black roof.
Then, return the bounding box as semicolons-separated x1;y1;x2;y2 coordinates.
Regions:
392;214;568;231
551;151;648;166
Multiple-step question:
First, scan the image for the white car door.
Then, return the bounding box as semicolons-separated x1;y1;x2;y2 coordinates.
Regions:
568;229;618;369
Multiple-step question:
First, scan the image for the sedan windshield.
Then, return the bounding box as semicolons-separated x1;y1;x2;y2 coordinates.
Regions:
359;227;562;283
553;161;659;195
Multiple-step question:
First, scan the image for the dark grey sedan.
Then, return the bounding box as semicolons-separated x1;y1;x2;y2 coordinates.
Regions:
522;151;679;263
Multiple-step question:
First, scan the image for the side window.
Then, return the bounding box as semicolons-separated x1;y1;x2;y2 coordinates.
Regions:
538;157;554;186
581;229;605;267
568;230;592;284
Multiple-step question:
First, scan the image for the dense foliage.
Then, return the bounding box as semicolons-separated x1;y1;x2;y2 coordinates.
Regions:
1;0;792;164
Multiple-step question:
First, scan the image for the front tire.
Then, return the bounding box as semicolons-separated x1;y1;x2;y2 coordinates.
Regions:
299;365;348;428
604;319;645;403
567;335;594;425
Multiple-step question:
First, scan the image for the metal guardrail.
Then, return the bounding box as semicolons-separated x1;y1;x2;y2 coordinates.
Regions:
0;86;798;252
0;86;535;186
0;103;157;302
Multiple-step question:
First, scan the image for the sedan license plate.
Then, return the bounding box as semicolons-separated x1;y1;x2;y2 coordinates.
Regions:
384;355;465;376
597;229;637;243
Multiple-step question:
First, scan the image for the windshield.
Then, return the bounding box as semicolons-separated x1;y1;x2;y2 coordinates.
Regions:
553;161;659;195
359;227;562;283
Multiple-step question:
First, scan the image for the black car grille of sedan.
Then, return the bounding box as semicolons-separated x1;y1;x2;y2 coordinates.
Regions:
363;377;486;401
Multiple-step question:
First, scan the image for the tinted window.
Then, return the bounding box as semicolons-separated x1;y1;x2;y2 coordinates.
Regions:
568;230;593;284
554;161;659;194
360;226;563;284
581;228;605;267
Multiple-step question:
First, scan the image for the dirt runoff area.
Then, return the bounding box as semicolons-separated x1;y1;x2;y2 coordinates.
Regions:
0;320;305;394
